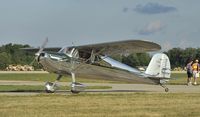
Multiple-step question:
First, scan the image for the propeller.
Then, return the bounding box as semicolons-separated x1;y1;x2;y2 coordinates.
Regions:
30;37;48;66
37;37;48;56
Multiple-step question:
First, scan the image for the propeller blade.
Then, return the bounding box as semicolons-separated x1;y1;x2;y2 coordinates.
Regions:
29;37;49;66
38;37;48;54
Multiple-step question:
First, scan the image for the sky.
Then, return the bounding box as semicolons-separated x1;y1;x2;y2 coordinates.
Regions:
0;0;200;50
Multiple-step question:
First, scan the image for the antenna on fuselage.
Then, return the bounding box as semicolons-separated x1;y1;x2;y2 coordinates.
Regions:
72;42;75;47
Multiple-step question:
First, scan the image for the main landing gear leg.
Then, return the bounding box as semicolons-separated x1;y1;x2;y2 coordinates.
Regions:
45;75;62;93
70;72;85;94
160;84;169;92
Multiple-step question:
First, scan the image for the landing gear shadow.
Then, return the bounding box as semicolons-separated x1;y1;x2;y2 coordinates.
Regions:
0;90;152;94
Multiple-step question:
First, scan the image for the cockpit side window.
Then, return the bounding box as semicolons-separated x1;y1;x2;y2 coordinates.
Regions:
48;52;70;62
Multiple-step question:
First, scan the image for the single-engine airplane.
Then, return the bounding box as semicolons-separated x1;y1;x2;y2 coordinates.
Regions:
24;38;171;93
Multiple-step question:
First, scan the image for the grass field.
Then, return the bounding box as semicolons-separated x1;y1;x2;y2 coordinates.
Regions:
0;72;194;92
0;73;120;83
169;73;190;85
0;73;200;117
0;73;191;85
0;93;200;117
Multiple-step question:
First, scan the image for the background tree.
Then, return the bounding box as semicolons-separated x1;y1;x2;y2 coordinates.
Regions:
0;52;11;69
136;53;151;66
165;48;184;68
0;43;34;70
165;47;200;69
120;53;151;67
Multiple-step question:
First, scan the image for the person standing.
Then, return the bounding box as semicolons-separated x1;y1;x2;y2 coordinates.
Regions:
192;59;199;85
186;59;193;85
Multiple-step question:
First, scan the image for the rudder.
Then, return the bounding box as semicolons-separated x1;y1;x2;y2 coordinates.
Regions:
145;53;171;78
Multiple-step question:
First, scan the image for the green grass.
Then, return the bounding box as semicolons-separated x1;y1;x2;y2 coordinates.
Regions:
0;73;199;117
0;73;190;85
0;93;200;117
0;85;112;92
169;73;191;85
0;73;120;83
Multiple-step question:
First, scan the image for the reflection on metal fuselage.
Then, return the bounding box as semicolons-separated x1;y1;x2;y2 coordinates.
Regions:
38;52;159;85
38;52;77;75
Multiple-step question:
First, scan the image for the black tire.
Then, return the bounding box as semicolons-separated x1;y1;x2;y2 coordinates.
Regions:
71;90;80;94
45;89;55;93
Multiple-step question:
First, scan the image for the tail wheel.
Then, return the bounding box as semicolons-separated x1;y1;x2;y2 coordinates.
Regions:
165;88;169;92
160;84;169;92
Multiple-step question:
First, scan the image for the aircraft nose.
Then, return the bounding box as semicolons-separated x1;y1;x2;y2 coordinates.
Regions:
37;52;46;62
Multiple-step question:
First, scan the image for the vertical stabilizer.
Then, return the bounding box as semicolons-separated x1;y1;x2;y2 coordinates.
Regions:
145;53;171;78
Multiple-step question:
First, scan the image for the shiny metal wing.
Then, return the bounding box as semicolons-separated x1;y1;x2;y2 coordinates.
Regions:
22;40;161;55
73;40;161;55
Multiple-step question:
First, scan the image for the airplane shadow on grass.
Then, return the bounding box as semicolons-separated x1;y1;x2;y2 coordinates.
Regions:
0;90;150;93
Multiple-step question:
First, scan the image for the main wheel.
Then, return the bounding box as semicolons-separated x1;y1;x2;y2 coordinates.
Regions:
45;82;57;93
71;90;80;94
70;82;85;94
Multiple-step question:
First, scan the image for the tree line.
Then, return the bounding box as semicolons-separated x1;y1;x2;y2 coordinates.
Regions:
0;43;34;70
164;48;200;68
0;43;199;70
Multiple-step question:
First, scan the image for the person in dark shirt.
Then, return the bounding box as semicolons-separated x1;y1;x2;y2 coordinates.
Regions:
186;59;193;85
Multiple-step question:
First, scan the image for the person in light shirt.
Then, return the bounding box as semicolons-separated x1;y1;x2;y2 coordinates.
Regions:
192;59;200;85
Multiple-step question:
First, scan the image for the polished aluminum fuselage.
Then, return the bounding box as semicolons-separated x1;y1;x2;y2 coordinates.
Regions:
39;52;159;84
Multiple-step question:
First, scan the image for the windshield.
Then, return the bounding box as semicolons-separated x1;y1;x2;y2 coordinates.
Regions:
47;52;70;61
